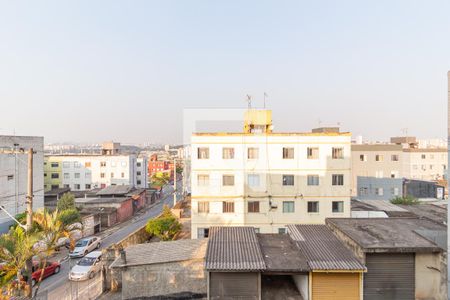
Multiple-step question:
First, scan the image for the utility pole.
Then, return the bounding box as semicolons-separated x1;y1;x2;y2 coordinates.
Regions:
173;158;177;206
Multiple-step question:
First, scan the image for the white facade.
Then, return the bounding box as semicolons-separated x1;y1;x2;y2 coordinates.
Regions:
0;136;44;232
402;149;447;181
45;154;148;191
190;133;352;238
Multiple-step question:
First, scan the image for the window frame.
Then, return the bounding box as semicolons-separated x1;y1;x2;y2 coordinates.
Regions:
307;201;319;213
282;147;294;159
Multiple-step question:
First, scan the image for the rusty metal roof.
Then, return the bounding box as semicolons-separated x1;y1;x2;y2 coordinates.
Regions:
288;225;366;271
206;227;266;271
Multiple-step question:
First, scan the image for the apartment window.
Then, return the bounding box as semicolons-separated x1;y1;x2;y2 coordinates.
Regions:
391;155;399;161
44;173;47;177
137;162;142;167
223;175;235;186
375;188;384;196
430;154;435;159
248;201;260;213
51;173;59;179
7;175;13;181
51;184;59;189
111;172;114;178
62;162;70;168
421;165;426;171
137;171;141;176
121;172;125;178
223;201;234;213
247;174;260;187
278;228;287;234
421;154;426;159
282;147;294;159
198;174;209;186
332;147;344;159
121;161;127;167
100;161;107;167
332;201;344;213
137;180;141;185
282;174;294;186
198;202;209;213
222;147;235;159
74;173;80;179
197;228;209;238
430;165;433;170
332;174;344;186
359;154;367;162
51;162;59;168
248;147;259;159
307;175;319;186
282;201;295;213
197;147;209;159
100;173;105;178
443;164;447;170
85;184;91;190
375;171;383;178
85;162;91;167
307;147;319;159
359;187;368;196
74;162;81;168
74;184;81;190
63;184;70;188
307;201;319;213
375;155;384;162
391;187;399;196
391;171;398;178
85;172;90;178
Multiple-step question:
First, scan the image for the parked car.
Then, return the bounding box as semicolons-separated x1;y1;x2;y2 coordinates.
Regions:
68;251;102;281
69;236;101;258
21;261;61;286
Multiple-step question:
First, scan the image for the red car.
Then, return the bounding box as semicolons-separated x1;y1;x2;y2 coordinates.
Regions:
23;261;61;286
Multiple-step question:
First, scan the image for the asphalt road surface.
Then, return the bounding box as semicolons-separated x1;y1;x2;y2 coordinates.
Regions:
36;183;180;300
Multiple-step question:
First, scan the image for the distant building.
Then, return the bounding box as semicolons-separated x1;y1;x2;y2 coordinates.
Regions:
191;109;352;238
0;136;44;232
44;143;147;191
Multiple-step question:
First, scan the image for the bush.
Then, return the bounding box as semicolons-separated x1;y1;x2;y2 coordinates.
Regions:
390;195;419;205
145;205;181;241
57;193;76;211
58;209;81;226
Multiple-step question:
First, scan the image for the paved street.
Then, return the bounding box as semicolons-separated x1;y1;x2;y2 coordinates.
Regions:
36;182;181;300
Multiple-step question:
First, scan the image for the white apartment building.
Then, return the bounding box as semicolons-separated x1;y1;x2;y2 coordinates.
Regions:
45;154;148;191
402;149;447;180
190;110;351;238
0;136;44;232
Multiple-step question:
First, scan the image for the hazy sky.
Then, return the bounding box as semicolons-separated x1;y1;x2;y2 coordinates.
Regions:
1;1;449;144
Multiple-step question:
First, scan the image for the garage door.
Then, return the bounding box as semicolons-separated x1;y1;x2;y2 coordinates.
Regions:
364;253;415;300
210;272;259;300
312;272;360;300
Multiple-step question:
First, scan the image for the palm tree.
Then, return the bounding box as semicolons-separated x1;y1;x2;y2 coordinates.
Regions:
31;209;82;299
0;226;38;298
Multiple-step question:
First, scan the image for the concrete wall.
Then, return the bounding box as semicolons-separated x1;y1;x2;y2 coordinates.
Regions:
415;252;447;300
356;177;403;201
292;274;309;300
121;259;206;299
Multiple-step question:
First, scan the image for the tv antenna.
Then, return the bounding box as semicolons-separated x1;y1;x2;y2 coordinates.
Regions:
246;94;252;109
401;128;408;136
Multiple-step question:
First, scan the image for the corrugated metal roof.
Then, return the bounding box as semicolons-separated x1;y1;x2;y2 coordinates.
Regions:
96;185;133;196
110;239;207;268
206;227;266;271
288;225;366;271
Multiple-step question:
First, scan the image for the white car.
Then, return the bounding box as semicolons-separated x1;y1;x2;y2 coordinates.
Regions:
69;236;101;258
69;251;102;281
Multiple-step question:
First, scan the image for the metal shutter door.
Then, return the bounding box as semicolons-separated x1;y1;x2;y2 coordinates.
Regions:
312;272;360;300
210;272;259;300
364;253;415;300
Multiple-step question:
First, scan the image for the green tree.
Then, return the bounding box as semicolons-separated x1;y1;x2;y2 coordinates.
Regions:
0;227;38;298
57;209;81;226
151;172;170;187
145;205;181;241
57;193;76;211
390;195;419;205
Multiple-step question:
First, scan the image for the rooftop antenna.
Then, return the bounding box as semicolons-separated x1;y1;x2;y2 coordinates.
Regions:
246;94;252;109
263;92;268;109
401;128;408;136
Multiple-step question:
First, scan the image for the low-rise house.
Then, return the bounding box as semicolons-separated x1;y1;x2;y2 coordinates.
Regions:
75;197;133;225
326;218;447;300
205;226;364;300
110;239;207;299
